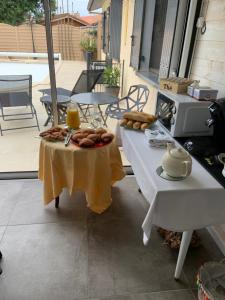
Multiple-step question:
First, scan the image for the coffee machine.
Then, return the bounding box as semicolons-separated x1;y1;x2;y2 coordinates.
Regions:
176;98;225;188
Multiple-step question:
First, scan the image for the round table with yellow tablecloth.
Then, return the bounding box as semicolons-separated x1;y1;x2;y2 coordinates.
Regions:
38;138;125;214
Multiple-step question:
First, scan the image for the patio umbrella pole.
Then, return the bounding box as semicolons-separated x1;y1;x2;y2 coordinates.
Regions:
43;0;58;126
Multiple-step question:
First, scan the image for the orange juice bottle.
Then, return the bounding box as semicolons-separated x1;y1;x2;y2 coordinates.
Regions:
66;102;80;129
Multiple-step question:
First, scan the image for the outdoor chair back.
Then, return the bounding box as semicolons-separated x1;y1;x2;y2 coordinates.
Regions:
70;70;103;96
105;84;150;120
0;75;40;135
90;60;108;71
0;75;32;108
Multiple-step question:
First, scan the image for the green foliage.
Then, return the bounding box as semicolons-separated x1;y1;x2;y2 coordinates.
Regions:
0;0;57;26
88;28;97;37
80;38;96;53
103;66;120;87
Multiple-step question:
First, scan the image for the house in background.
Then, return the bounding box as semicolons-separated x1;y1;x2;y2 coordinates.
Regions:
88;0;225;253
40;13;89;27
88;0;225;113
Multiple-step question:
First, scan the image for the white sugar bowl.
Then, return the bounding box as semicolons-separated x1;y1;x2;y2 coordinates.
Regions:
162;143;192;178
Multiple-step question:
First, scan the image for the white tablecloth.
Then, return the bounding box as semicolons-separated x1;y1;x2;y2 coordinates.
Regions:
120;126;225;245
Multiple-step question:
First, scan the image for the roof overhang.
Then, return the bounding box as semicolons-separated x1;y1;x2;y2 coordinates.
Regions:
87;0;104;11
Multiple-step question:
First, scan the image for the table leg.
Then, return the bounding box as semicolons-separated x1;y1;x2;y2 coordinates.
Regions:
98;105;108;127
44;116;51;127
174;230;193;280
55;196;59;208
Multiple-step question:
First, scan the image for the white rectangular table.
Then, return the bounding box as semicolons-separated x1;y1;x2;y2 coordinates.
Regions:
120;126;225;279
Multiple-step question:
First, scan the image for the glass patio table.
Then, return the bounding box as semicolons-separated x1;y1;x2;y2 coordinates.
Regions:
71;92;118;127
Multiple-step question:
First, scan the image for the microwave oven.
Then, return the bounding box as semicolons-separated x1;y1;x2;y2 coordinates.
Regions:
156;91;213;137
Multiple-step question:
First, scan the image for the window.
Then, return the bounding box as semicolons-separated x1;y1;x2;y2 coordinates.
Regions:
148;0;168;76
130;0;202;82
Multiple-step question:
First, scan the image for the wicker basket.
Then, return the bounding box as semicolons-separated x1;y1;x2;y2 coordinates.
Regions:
159;77;194;94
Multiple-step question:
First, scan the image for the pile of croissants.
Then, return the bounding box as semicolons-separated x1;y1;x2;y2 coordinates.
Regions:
40;127;69;141
71;128;114;148
120;111;157;131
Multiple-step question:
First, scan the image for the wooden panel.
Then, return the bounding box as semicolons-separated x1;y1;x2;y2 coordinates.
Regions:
0;23;97;61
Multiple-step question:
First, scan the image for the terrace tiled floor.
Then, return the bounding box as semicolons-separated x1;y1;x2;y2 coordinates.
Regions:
0;60;125;173
0;176;224;300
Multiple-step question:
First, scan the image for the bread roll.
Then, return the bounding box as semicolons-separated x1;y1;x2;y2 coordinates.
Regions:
133;121;141;130
126;120;134;128
120;118;128;126
141;123;150;130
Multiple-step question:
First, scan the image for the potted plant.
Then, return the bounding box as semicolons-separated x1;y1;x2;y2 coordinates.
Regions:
103;66;120;96
80;38;97;62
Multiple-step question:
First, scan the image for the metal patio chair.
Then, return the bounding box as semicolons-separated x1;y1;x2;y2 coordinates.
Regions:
0;75;40;136
90;60;107;85
40;70;103;125
70;69;104;121
105;84;150;120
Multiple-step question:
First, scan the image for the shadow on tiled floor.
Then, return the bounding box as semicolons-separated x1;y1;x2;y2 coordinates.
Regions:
0;177;223;300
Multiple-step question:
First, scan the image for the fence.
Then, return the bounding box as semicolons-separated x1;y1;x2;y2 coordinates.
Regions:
0;23;98;61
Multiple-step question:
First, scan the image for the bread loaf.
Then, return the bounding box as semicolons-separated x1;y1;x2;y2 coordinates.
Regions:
123;111;157;123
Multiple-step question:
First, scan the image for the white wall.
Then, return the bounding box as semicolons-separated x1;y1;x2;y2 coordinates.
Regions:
190;0;225;98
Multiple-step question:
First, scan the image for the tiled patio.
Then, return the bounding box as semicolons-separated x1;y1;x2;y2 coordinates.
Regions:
0;176;223;300
0;60;123;173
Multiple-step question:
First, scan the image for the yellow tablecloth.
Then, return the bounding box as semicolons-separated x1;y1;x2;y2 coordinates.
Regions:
38;139;125;213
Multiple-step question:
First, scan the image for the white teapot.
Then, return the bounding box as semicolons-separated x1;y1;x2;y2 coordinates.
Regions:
161;143;192;178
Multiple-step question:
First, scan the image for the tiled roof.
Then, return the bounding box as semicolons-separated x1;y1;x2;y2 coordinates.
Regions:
79;15;102;25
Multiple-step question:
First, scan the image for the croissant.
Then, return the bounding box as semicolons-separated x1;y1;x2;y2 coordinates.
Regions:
79;138;95;147
101;133;114;143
